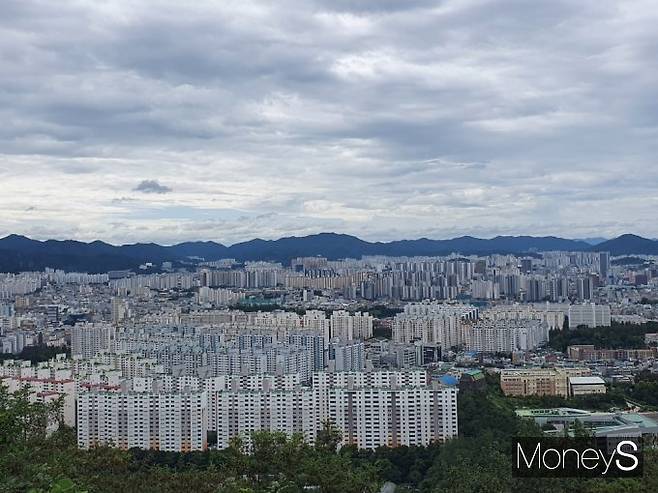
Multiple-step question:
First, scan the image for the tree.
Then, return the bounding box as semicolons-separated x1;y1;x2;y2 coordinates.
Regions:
315;420;342;453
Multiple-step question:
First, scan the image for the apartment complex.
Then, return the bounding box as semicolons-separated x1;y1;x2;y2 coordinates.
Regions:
213;370;457;450
75;370;457;451
483;303;565;330
392;302;477;346
392;302;551;354
464;319;549;353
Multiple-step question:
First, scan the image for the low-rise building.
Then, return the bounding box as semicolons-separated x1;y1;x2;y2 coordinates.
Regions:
500;367;591;397
567;345;656;362
568;376;606;396
517;408;658;440
1;375;75;427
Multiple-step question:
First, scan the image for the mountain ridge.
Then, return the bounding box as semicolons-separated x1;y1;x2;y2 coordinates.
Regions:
0;232;656;273
589;234;658;256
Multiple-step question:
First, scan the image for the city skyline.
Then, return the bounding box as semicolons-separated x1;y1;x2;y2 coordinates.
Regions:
2;1;658;244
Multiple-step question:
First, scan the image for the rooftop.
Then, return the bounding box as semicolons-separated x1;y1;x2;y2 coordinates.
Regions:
569;376;606;385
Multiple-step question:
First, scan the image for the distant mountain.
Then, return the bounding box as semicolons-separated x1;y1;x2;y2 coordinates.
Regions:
0;235;175;260
0;232;654;273
589;234;658;255
169;241;229;259
0;235;184;273
0;248;145;273
579;237;608;245
228;233;375;261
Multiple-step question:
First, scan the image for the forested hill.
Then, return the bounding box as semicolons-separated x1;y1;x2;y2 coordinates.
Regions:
3;232;648;273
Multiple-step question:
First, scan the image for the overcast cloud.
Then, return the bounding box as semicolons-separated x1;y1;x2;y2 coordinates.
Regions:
1;0;657;245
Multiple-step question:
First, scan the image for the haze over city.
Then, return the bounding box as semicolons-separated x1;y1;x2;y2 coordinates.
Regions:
2;0;658;244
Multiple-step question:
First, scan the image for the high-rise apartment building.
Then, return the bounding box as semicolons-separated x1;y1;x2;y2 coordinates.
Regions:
576;277;593;301
330;310;374;340
599;252;610;282
71;323;115;359
464;319;549;353
212;370;457;450
568;303;611;328
77;389;208;452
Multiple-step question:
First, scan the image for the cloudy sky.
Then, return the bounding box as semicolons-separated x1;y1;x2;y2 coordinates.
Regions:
1;0;657;245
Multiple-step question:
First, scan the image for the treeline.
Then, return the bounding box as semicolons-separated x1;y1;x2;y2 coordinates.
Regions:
361;305;404;319
625;371;658;407
2;379;658;493
0;344;69;364
548;321;658;352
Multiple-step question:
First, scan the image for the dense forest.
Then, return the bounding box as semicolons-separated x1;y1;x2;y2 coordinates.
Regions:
548;321;658;352
0;344;69;364
2;375;657;492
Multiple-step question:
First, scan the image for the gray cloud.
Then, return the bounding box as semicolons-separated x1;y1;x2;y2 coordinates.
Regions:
0;0;657;244
133;180;173;194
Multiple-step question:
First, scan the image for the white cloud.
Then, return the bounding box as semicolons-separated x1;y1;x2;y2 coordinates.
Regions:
0;0;657;244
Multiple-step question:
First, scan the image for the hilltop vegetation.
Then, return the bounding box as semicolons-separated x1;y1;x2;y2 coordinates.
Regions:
3;376;658;493
548;321;658;352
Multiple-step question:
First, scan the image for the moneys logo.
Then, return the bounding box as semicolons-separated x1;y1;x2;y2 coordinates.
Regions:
513;437;643;478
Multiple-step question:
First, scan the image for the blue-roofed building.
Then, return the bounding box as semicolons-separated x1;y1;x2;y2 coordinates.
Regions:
438;374;459;386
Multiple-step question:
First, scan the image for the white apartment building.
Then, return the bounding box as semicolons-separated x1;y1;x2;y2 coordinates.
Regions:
71;323;114;359
330;311;374;340
77;389;208;452
111;298;128;324
213;388;317;449
471;279;500;300
196;287;245;306
327;385;457;449
464;319;549;353
483;303;566;331
568;303;611;329
329;339;365;372
392;314;466;348
402;301;479;319
315;370;457;449
211;370;457;451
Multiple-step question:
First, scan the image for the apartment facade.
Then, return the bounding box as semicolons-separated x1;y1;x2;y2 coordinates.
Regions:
77;389;208;452
568;303;611;328
211;370;457;450
71;323;114;359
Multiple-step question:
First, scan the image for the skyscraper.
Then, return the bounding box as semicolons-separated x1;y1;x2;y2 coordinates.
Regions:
599;252;610;283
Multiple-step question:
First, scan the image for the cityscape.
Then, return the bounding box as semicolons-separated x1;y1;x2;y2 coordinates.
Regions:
2;1;658;492
2;236;658;490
